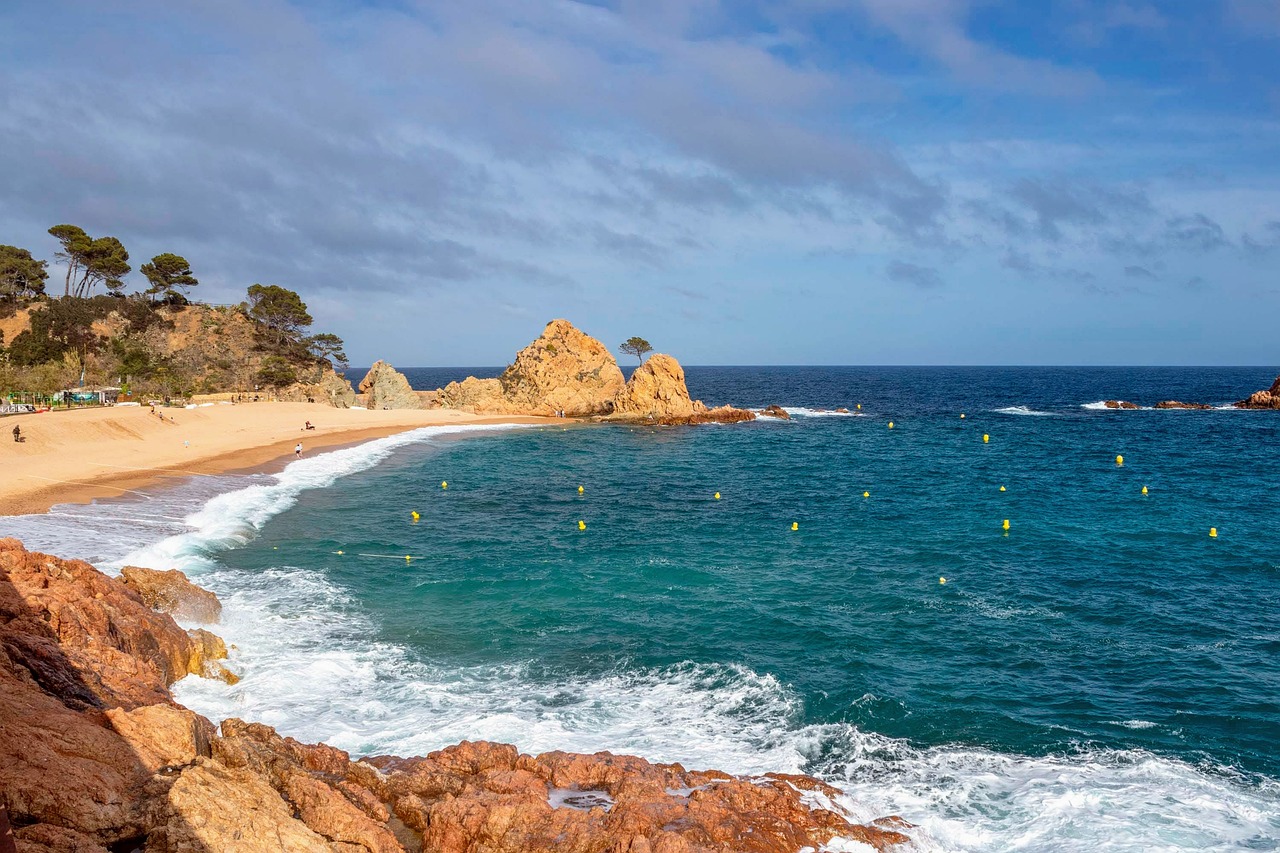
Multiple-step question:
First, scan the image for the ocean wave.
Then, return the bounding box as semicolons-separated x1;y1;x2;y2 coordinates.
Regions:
780;407;862;418
110;423;528;577
993;405;1056;417
171;556;1280;852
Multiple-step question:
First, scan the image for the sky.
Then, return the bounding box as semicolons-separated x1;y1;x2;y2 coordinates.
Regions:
1;0;1278;366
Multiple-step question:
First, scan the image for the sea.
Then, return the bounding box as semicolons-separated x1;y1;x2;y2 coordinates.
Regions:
3;366;1278;852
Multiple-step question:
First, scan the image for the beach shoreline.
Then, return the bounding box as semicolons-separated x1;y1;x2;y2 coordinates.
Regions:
1;402;555;516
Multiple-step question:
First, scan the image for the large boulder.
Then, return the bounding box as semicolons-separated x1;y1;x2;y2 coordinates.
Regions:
610;353;698;420
1235;375;1280;410
497;319;626;416
1154;400;1213;410
278;369;357;408
120;566;222;624
359;361;424;410
437;375;506;412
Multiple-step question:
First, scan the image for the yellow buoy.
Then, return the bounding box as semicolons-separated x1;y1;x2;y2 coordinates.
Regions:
578;520;586;530
983;434;989;443
960;413;966;419
1209;527;1217;538
1115;455;1123;466
1002;519;1010;531
578;485;584;494
999;486;1006;492
411;511;420;521
714;492;721;500
405;555;411;562
790;522;799;531
856;404;861;410
1141;486;1148;495
336;550;344;555
441;480;448;489
888;421;895;429
863;491;870;498
939;577;947;584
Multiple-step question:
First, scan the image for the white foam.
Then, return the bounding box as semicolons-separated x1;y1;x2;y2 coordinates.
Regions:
781;407;862;418
994;405;1056;417
1109;720;1159;730
1082;400;1149;411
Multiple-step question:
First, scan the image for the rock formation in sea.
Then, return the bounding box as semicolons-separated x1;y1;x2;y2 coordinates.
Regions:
759;405;791;419
0;537;912;852
358;360;425;410
120;566;223;624
1104;400;1139;409
1153;401;1214;410
1235;375;1280;409
432;319;755;424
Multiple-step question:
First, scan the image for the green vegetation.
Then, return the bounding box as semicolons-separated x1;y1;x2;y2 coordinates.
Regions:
1;225;347;401
619;336;653;365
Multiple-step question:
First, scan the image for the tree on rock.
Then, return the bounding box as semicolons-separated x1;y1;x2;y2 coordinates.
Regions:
619;336;653;365
246;284;312;351
141;253;198;304
48;225;131;297
0;245;48;300
306;332;348;369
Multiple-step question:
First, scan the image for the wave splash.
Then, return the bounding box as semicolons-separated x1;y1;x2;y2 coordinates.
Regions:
993;405;1056;417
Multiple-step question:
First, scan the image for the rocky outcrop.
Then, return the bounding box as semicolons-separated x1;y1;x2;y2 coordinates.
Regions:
427;321;755;425
1154;400;1214;410
359;361;424;410
0;538;914;853
120;566;222;624
1235;375;1280;410
610;353;697;419
1104;400;1139;409
279;368;358;408
760;405;791;419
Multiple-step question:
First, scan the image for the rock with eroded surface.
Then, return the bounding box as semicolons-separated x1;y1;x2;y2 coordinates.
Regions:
359;360;424;410
498;319;627;416
610;353;699;420
1154;400;1214;410
1104;400;1139;409
1235;375;1280;409
120;566;222;624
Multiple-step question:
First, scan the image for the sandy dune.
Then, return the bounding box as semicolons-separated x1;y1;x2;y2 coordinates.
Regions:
1;402;550;515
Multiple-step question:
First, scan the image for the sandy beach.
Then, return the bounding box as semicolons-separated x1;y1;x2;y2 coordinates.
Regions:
1;402;551;516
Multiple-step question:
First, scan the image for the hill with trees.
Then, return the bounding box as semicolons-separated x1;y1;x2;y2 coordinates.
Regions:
1;226;352;404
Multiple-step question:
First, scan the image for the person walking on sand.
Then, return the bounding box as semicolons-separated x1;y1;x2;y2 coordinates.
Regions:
12;424;21;443
295;442;303;458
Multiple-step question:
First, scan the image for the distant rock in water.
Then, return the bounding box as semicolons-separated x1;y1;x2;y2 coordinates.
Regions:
760;405;791;419
1105;400;1139;409
1154;400;1214;410
0;537;911;853
1235;375;1280;410
430;320;755;424
358;360;424;410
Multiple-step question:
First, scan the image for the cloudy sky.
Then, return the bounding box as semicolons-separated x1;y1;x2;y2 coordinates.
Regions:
2;0;1278;365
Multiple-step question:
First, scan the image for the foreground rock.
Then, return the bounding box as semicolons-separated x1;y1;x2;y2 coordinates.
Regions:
0;539;913;852
121;566;222;624
359;360;425;410
1235;375;1280;409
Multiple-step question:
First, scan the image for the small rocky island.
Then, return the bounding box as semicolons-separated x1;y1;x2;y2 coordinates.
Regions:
1235;374;1280;409
355;319;755;424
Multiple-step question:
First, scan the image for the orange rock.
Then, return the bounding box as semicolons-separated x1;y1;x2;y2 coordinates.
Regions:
120;565;223;624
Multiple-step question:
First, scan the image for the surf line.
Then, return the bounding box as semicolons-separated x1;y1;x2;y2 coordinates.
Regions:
23;474;153;500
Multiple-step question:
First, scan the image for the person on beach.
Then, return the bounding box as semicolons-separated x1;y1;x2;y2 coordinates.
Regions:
12;424;21;443
295;442;303;458
303;421;315;430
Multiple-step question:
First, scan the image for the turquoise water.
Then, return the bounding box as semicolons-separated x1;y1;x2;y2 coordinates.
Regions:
5;367;1279;850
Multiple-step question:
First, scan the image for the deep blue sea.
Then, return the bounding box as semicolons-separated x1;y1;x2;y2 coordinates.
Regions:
5;367;1279;851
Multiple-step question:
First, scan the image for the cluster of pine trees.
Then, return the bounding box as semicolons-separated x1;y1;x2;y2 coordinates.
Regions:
1;226;346;400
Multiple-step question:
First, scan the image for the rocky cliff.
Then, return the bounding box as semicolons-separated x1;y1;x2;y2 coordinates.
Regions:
0;538;912;852
1235;374;1280;409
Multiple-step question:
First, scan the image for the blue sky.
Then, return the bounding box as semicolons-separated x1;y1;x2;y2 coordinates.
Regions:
1;0;1277;365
